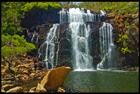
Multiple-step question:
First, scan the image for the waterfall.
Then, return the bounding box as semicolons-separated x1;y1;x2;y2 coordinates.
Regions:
31;33;35;43
60;8;99;24
97;22;117;70
69;23;94;70
38;24;59;69
60;8;94;70
100;10;106;16
38;8;117;70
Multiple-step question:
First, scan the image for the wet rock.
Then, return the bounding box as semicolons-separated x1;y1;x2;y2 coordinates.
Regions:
6;86;23;93
40;66;71;90
36;83;47;93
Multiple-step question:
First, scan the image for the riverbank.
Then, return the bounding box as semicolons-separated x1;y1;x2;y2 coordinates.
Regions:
1;56;76;93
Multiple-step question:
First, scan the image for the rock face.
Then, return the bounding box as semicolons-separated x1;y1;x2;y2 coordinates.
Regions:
90;22;102;68
20;8;139;70
40;66;71;90
20;9;60;28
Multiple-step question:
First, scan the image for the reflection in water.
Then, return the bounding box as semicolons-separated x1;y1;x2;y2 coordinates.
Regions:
64;70;139;92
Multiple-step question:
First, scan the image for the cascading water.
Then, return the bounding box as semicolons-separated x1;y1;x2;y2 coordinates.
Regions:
60;8;99;24
31;33;35;43
97;22;117;70
38;24;59;69
38;8;117;70
60;8;95;70
69;23;94;70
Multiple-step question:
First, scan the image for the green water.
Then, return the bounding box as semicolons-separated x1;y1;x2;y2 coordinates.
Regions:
63;70;139;93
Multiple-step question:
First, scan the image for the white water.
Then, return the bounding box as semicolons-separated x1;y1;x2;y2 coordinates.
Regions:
64;8;94;70
60;8;99;24
38;24;59;69
97;22;117;69
69;23;94;70
100;10;106;16
31;33;35;43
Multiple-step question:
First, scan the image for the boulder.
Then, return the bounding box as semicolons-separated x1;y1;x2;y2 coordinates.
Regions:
40;66;71;90
6;86;23;93
1;84;16;91
36;83;47;93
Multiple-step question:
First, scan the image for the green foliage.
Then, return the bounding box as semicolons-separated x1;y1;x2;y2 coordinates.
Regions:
117;34;135;54
49;24;52;27
117;34;128;43
1;46;14;58
124;18;130;26
131;23;135;26
121;47;135;54
23;2;61;12
1;34;36;59
1;2;25;35
14;70;18;76
62;2;78;8
74;2;139;18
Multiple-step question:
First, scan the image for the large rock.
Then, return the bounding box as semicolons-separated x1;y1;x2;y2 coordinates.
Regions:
40;66;71;90
36;83;47;93
6;86;23;93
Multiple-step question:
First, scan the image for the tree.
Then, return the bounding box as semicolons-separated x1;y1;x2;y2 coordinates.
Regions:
1;2;26;35
1;34;36;69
